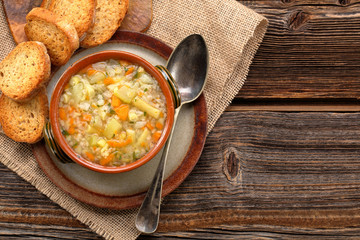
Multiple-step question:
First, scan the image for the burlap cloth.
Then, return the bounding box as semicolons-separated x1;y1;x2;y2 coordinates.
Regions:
0;0;267;239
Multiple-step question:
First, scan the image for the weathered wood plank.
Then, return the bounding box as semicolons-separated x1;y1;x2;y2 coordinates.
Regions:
156;111;360;232
238;0;360;99
2;112;360;238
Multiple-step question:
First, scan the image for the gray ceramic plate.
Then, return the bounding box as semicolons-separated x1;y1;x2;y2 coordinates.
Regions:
32;31;207;209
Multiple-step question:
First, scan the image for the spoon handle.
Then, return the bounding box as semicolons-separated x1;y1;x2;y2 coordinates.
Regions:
135;107;181;233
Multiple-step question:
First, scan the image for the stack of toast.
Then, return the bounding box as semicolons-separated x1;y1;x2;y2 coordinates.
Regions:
0;0;129;143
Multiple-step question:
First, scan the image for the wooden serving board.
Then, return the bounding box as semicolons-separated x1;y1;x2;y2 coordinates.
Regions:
2;0;152;45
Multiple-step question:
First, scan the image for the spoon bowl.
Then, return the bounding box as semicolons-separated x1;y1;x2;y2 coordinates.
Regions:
136;34;209;233
167;34;208;103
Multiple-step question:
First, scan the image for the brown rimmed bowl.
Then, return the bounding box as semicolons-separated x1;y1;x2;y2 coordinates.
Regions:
45;51;179;173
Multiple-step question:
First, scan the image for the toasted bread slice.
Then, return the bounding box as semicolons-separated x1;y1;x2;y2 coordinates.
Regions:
80;0;129;48
0;41;51;102
24;7;79;66
47;0;95;39
0;88;49;143
40;0;52;8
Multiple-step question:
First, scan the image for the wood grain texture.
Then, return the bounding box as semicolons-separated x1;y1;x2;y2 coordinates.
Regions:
155;111;360;233
3;112;360;238
2;0;152;44
237;0;360;99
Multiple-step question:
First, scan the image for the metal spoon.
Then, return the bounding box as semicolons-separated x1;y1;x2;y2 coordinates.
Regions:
135;34;209;233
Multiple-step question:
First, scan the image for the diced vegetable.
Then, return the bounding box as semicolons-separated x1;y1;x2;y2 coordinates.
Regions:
128;110;138;121
68;126;75;135
100;153;114;166
69;76;81;86
87;68;97;76
88;135;98;146
125;67;135;75
115;104;129;121
146;122;154;130
89;71;106;84
85;152;95;161
97;138;107;147
84;83;95;99
139;73;153;84
107;138;132;148
137;128;150;146
132;97;161;119
104;77;115;85
111;95;121;108
86;126;98;134
59;107;67;120
71;82;84;104
152;131;162;142
155;122;163;130
82;114;92;121
126;129;135;142
104;118;122;139
114;86;136;103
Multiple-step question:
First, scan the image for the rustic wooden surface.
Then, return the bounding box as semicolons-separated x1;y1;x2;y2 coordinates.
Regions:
2;0;152;44
2;0;360;239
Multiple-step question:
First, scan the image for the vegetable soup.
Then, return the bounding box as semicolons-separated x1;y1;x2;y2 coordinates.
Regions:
58;59;167;167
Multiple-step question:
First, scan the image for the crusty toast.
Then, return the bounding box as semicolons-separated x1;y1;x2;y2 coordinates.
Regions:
24;7;79;66
80;0;129;48
46;0;95;39
0;41;51;102
0;88;49;143
40;0;52;8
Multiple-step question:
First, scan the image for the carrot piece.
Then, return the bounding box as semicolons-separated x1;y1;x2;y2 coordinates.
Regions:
159;112;164;118
125;67;135;75
138;91;144;97
68;106;76;113
104;77;115;85
100;153;114;166
59;107;67;120
111;95;122;108
155;122;163;130
68;126;76;135
87;68;97;76
82;114;92;121
125;137;133;144
152;131;162;142
85;152;95;162
115;104;129;121
146;122;154;130
69;118;74;125
107;138;132;148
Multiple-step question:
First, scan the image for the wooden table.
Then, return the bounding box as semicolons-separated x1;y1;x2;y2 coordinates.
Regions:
2;1;360;239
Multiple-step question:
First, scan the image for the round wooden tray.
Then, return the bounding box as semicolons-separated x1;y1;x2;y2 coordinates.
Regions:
32;31;208;209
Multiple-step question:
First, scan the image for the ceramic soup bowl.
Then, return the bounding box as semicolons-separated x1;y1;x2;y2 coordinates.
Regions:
44;51;180;173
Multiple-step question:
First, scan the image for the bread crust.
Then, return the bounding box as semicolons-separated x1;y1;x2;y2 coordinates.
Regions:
0;88;49;143
80;0;129;48
0;41;51;102
40;0;52;8
48;0;96;39
25;7;79;66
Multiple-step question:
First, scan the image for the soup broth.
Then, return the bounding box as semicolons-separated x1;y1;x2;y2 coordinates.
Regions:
58;59;167;167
